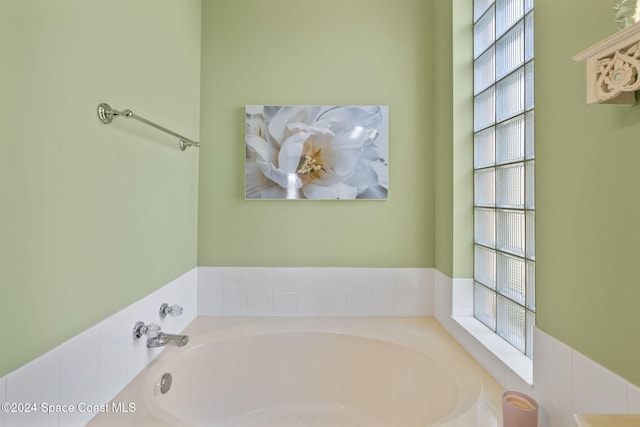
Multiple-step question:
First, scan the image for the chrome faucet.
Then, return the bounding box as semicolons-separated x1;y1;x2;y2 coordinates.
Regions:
147;332;189;348
133;321;189;348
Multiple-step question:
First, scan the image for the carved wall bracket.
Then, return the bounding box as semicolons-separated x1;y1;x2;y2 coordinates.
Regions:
573;21;640;105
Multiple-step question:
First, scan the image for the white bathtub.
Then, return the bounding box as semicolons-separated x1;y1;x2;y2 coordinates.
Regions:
89;318;504;427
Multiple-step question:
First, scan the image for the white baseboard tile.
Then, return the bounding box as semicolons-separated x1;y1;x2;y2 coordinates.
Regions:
434;269;455;328
629;383;640;412
533;327;640;425
1;268;197;427
533;378;576;427
451;278;474;316
0;376;5;427
197;267;434;318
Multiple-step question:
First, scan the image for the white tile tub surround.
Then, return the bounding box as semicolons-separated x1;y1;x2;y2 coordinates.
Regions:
0;376;5;427
197;267;434;317
6;266;638;427
533;328;640;427
0;268;197;427
433;269;640;427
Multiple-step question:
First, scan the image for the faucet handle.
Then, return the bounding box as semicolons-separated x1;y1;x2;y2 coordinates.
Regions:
133;321;161;339
159;303;183;318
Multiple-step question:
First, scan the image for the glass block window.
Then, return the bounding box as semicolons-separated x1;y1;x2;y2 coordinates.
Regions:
473;0;535;358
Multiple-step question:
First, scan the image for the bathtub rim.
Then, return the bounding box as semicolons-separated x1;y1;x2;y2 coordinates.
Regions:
91;317;505;427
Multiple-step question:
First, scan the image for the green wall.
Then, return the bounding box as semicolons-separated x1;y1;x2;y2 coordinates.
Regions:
535;1;640;386
198;0;435;268
434;0;456;277
0;0;201;377
434;0;474;279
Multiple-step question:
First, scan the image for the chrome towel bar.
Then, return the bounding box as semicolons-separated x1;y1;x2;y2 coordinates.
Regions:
97;103;200;151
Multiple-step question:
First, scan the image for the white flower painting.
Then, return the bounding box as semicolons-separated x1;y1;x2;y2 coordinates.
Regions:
245;105;389;200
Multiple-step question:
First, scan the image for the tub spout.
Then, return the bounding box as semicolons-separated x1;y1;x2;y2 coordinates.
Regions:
133;321;189;348
147;332;189;348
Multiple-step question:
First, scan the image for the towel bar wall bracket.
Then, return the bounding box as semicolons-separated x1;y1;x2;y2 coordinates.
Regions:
97;103;200;151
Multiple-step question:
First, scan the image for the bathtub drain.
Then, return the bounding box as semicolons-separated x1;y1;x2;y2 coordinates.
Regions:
160;373;172;394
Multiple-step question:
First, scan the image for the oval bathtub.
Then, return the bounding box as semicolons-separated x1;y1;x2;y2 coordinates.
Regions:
90;318;504;427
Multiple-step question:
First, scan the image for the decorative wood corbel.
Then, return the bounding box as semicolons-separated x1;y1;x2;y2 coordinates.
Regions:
573;21;640;105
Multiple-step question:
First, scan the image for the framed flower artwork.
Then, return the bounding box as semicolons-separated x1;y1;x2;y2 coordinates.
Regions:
245;105;389;200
